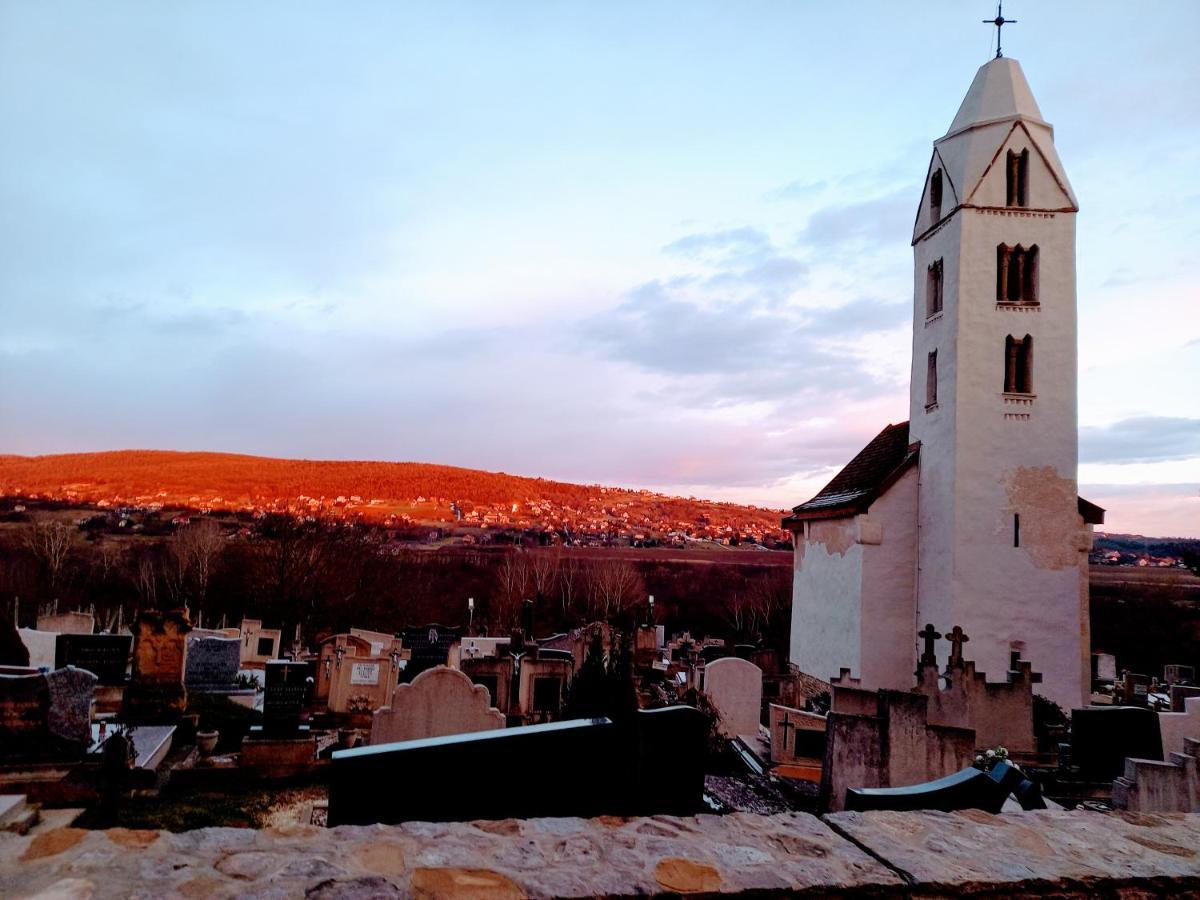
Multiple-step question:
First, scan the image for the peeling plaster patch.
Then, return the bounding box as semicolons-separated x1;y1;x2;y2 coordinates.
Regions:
808;519;856;557
1005;466;1080;571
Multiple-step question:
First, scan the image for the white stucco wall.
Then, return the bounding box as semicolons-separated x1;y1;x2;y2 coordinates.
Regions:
790;518;863;683
859;467;919;691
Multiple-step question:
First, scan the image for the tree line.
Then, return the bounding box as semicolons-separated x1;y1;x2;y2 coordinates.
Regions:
0;511;793;653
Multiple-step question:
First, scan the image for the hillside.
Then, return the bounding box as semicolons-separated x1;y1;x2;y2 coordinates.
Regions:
0;450;789;546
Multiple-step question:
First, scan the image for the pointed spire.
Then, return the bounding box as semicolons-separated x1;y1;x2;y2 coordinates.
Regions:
945;57;1045;138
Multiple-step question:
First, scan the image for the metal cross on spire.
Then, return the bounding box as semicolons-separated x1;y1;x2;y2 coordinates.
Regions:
984;2;1017;59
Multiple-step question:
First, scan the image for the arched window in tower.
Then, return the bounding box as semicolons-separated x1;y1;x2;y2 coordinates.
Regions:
1006;148;1029;207
1004;334;1033;394
926;257;943;317
996;244;1039;303
929;168;943;220
926;349;938;408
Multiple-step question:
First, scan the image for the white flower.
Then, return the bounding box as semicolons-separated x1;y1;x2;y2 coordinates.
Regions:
985;749;996;758
975;755;984;764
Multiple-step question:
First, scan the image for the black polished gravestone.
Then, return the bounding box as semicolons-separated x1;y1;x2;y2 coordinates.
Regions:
328;705;708;826
55;634;132;686
261;660;310;734
400;624;461;681
1069;705;1163;781
845;761;1046;814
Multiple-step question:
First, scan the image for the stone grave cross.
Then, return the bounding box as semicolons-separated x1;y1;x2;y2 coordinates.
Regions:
918;623;941;668
947;625;970;669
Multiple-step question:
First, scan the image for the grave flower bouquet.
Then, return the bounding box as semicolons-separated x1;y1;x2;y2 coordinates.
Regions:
972;746;1015;772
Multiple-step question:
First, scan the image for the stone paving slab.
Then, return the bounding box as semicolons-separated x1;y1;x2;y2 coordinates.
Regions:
2;810;1198;898
825;809;1200;897
0;812;900;899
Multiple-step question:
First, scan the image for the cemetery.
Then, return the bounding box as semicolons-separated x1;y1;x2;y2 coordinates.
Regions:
1;590;1198;897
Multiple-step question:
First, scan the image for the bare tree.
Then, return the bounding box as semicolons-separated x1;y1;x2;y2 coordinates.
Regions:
22;518;76;600
724;590;751;636
168;519;225;612
746;568;790;639
584;559;643;622
134;553;158;609
529;550;559;602
558;553;585;619
493;551;531;631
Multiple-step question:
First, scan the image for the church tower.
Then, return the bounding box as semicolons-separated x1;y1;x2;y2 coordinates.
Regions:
908;56;1093;710
784;55;1101;713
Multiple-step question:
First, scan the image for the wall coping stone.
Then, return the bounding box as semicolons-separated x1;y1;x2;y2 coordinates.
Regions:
1;810;1197;898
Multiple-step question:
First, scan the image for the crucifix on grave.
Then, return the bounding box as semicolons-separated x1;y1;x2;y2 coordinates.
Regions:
918;623;941;669
947;625;970;670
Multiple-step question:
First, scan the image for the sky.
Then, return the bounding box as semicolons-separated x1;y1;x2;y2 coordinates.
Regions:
1;2;1197;537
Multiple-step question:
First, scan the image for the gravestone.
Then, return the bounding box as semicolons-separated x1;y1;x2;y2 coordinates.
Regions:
700;644;729;664
0;666;96;760
47;666;97;745
262;659;310;734
769;702;826;765
37;611;94;635
0;603;29;667
18;629;56;669
1170;684;1200;713
184;635;240;691
1164;664;1195;686
401;624;461;679
330;705;707;825
1119;672;1152;707
1070;706;1163;781
56;634;132;685
703;656;763;737
1092;652;1117;683
123;609;191;722
370;666;504;745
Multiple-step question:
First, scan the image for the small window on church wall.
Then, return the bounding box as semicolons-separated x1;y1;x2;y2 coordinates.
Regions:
930;169;943;219
926;350;938;408
1006;149;1028;207
1004;334;1033;393
1013;513;1020;547
926;258;943;317
996;244;1039;303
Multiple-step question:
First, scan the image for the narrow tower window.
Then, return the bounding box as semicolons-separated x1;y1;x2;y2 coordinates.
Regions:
1006;148;1028;207
930;168;943;219
1013;513;1021;547
996;244;1039;303
926;258;943;317
926;350;938;408
1004;334;1034;393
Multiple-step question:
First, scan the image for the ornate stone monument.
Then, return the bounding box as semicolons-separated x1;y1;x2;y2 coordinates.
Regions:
123;608;191;723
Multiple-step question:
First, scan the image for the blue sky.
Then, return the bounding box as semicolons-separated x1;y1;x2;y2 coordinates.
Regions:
1;2;1197;536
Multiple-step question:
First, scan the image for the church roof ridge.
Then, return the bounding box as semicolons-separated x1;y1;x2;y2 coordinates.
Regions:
942;57;1047;141
783;422;919;525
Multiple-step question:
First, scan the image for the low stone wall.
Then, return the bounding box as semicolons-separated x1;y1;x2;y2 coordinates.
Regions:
2;809;1199;898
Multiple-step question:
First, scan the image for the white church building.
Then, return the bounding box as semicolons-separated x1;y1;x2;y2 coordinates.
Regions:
784;55;1104;712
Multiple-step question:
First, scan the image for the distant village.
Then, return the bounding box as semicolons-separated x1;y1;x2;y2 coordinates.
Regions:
1;485;793;551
